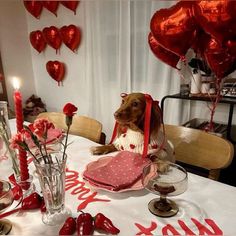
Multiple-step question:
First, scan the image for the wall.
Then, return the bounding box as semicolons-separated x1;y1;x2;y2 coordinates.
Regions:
26;1;89;113
0;1;36;109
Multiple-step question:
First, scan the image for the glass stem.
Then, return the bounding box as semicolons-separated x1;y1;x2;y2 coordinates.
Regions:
155;195;171;212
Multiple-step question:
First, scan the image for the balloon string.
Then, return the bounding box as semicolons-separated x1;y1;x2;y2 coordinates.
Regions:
207;78;222;132
179;63;224;133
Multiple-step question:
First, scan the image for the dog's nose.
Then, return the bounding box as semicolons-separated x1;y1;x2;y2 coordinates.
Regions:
114;111;121;119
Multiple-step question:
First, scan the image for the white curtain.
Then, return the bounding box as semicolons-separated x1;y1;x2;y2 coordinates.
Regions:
82;0;189;141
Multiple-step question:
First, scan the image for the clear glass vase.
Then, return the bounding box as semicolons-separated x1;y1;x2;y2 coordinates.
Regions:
0;101;11;138
0;101;20;177
34;151;71;225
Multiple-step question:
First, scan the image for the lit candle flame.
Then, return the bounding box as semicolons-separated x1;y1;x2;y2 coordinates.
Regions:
12;77;20;90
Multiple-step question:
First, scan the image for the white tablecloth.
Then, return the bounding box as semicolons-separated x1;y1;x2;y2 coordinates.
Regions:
1;119;236;235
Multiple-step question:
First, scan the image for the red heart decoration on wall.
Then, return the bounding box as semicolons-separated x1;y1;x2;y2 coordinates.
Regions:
46;61;65;86
43;1;59;16
60;25;81;52
150;1;197;59
30;30;46;53
24;1;43;19
60;1;79;15
43;26;62;53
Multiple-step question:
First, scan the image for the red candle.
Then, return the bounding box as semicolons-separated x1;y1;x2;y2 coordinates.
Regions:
14;90;24;132
13;79;29;181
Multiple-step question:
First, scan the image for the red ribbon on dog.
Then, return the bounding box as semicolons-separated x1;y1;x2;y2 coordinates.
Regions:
109;121;118;144
142;94;153;158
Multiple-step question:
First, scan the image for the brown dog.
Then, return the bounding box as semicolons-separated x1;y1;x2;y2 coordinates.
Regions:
91;93;174;163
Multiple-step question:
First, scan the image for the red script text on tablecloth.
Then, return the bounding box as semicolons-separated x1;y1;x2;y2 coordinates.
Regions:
135;218;223;235
65;167;110;210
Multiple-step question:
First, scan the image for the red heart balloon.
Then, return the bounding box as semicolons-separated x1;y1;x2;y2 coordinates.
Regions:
24;1;43;19
204;36;236;78
61;1;79;14
46;61;65;86
43;1;59;16
43;26;62;53
60;1;79;15
30;30;46;53
148;32;180;69
150;1;197;59
193;0;236;44
60;25;81;52
191;30;210;55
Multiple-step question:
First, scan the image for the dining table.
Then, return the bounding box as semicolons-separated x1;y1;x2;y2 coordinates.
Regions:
1;119;236;235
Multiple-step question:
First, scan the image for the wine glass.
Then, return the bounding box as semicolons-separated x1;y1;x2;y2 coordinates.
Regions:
142;162;188;217
0;180;14;234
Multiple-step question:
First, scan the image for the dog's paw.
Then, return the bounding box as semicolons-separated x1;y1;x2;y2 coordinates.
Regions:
90;144;117;155
157;161;170;173
90;146;103;155
150;156;170;173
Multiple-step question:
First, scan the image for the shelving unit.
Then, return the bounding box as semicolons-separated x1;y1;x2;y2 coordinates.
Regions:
160;93;236;144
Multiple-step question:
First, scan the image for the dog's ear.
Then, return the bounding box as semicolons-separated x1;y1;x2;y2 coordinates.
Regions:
150;103;162;138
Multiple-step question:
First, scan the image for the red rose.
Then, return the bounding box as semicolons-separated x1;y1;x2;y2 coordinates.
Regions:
63;103;78;117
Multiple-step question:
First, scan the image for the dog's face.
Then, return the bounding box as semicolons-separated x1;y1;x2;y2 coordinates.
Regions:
114;93;146;126
114;93;161;135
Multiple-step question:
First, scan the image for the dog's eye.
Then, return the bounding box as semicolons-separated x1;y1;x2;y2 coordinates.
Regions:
132;101;138;107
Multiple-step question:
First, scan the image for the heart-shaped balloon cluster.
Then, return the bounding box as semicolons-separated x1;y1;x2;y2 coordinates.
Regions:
150;0;236;79
30;25;81;53
46;61;65;86
23;1;79;18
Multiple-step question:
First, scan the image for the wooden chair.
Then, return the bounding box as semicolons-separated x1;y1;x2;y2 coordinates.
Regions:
164;124;234;180
37;112;104;144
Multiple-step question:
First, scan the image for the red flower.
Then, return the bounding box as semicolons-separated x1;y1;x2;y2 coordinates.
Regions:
9;133;24;150
63;103;78;117
33;118;55;139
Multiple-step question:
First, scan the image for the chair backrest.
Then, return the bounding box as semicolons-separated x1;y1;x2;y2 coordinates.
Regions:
37;112;103;143
164;124;234;180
